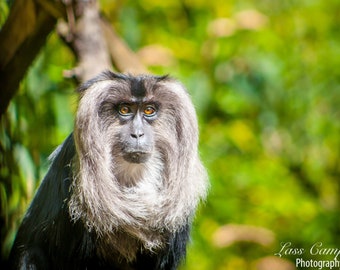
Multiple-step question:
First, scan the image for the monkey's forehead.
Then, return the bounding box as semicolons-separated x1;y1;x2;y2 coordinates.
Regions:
77;71;172;93
78;73;188;103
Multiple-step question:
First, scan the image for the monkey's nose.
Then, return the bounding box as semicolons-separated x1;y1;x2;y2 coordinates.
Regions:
130;131;144;139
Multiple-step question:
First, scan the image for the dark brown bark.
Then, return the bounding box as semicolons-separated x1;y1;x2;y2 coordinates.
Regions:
0;0;63;117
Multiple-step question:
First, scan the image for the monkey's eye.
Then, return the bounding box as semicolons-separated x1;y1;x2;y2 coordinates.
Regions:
143;105;156;117
118;105;132;116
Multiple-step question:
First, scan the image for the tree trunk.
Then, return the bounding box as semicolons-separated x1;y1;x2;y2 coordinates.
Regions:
0;0;60;117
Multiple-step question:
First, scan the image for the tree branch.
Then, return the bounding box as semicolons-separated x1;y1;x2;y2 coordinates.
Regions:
58;0;111;82
100;16;147;74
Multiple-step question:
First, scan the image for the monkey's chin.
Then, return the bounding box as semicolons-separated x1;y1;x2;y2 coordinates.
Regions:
123;152;151;164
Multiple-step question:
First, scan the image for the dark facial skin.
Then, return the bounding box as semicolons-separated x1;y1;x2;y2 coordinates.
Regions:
117;102;158;163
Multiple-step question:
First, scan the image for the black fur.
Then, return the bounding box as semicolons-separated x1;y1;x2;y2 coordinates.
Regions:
130;77;146;97
9;134;190;269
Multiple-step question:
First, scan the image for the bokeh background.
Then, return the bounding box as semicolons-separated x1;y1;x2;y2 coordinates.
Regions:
1;0;340;269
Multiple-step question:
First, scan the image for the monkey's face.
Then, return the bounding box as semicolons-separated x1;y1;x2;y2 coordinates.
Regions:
75;72;198;171
115;102;158;163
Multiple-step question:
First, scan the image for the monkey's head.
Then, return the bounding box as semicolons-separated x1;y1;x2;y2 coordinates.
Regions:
74;71;200;176
70;71;208;257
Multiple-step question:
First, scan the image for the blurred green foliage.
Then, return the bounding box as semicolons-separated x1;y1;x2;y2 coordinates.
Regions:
1;0;340;269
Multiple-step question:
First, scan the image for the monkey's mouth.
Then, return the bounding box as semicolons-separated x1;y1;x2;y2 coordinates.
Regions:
123;151;150;164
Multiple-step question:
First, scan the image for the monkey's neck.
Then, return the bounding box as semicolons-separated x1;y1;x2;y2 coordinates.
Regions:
115;155;164;187
115;160;147;187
